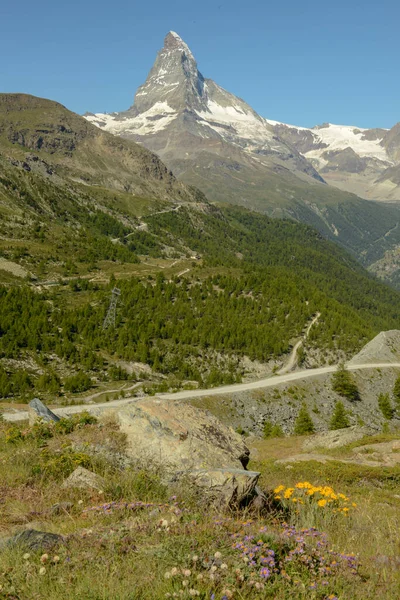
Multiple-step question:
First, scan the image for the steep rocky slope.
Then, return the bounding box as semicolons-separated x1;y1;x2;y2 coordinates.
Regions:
0;93;205;205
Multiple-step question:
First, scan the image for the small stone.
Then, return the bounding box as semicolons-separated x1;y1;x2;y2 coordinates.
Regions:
62;467;105;491
50;502;73;515
3;530;63;552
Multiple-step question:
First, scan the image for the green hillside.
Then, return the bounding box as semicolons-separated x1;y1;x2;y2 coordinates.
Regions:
1;94;400;403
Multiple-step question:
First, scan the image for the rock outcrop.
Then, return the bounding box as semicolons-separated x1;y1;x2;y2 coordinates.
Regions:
302;426;372;451
116;399;260;507
1;529;64;551
117;399;249;472
188;468;260;508
28;398;60;425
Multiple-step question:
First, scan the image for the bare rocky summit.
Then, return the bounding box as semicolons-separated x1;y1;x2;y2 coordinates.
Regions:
349;330;400;365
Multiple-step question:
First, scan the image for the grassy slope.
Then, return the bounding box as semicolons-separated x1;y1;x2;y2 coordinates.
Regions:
0;416;399;599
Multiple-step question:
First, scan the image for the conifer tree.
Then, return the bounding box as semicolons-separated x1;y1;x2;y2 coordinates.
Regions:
263;420;284;439
393;375;400;406
329;400;350;430
294;404;315;435
378;393;394;420
331;364;360;402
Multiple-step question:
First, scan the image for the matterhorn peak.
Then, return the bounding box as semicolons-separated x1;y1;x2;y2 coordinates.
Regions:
130;30;206;114
164;31;193;57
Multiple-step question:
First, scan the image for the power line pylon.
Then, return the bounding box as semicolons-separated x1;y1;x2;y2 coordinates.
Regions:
103;287;121;330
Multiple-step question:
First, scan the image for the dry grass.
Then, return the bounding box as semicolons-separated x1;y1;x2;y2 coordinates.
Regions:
1;423;400;598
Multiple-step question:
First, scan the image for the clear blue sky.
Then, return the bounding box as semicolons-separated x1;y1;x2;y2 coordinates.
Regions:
1;0;399;128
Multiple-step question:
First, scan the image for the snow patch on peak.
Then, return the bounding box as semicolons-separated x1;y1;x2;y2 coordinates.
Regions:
308;123;389;161
85;102;177;136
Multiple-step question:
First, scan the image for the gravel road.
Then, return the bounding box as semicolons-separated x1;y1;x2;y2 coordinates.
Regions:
3;362;400;423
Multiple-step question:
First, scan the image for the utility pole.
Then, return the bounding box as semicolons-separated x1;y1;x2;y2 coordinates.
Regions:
103;287;121;330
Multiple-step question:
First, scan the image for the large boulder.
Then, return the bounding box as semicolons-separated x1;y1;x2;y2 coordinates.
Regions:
188;468;260;508
117;399;250;472
302;426;372;451
28;398;60;425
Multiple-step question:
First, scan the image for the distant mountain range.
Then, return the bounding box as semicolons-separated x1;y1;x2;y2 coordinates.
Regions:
85;31;400;204
84;32;400;285
274;121;400;202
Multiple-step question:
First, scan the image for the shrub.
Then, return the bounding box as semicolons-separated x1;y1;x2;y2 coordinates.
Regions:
4;426;24;444
331;365;360;402
294;404;315;435
393;375;400;405
330;400;350;430
32;448;92;479
36;371;61;394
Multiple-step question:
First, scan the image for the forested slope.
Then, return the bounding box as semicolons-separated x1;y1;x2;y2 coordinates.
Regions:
1;94;400;403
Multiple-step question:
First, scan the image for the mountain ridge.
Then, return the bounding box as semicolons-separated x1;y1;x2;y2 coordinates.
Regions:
83;32;400;285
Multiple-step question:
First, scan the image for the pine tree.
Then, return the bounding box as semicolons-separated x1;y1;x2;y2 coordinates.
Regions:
378;393;394;420
263;420;284;439
330;401;350;430
393;375;400;406
331;365;360;402
294;404;315;435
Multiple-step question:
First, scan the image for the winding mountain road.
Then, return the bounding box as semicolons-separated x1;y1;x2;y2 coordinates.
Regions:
277;312;320;375
3;362;400;423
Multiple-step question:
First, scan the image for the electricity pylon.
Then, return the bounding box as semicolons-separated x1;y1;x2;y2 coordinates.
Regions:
102;287;121;330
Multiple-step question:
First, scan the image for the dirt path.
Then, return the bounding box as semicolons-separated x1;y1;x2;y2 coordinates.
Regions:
277;313;320;375
4;362;400;423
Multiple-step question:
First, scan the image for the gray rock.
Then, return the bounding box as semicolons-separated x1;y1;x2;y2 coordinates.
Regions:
28;398;60;425
349;330;400;365
302;426;372;451
62;467;105;491
116;399;250;472
187;468;260;508
2;529;63;551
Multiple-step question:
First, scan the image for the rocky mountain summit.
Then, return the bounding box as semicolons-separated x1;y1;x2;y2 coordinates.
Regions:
86;32;323;186
86;31;400;204
85;33;400;281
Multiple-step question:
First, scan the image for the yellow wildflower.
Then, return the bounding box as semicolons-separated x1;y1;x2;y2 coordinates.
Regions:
274;485;285;494
317;499;327;507
284;488;295;499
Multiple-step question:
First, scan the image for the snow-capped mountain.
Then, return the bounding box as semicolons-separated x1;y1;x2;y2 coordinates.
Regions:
85;31;324;187
85;31;400;204
274;121;400;201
